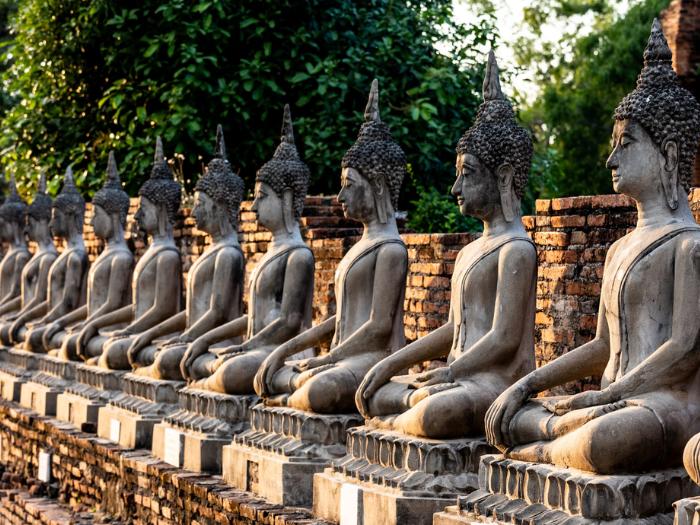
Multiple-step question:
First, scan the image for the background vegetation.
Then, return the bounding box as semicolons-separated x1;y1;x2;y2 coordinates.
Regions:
0;0;677;231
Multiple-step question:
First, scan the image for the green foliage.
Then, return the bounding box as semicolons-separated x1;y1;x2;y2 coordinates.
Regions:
0;0;495;221
406;183;483;234
515;0;671;198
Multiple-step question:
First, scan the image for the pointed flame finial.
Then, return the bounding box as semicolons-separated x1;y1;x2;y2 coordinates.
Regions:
105;151;121;189
483;50;505;102
37;170;46;193
63;165;75;188
214;124;227;160
281;104;295;145
154;136;165;164
643;18;672;66
8;172;18;197
364;79;381;123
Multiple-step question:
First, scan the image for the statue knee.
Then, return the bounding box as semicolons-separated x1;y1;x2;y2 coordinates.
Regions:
101;340;131;370
293;374;352;413
25;327;45;353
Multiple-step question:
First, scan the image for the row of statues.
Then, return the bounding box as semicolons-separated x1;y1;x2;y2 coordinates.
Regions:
0;20;699;510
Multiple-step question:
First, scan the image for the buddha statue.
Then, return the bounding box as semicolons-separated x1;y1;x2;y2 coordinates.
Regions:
0;174;31;311
0;172;58;340
10;167;89;350
74;137;183;369
180;104;314;393
485;20;700;475
253;79;409;414
127;125;245;379
355;52;536;439
36;152;134;360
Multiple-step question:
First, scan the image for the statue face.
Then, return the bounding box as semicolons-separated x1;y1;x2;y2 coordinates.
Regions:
337;167;375;222
135;196;159;234
26;216;40;242
452;153;498;218
251;182;284;231
91;204;113;239
50;208;68;237
607;119;663;199
192;190;218;234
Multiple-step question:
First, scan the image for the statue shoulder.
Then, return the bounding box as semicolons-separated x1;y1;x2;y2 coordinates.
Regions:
376;239;408;264
286;245;314;266
215;244;244;264
499;237;537;268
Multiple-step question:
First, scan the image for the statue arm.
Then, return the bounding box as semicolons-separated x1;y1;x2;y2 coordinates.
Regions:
181;248;240;340
240;248;315;349
327;242;408;361
190;316;248;349
126;251;181;333
15;255;53;315
450;241;537;377
51;305;88;328
85;254;133;321
86;305;132;330
42;253;85;321
605;237;700;399
0;253;29;304
0;296;21;317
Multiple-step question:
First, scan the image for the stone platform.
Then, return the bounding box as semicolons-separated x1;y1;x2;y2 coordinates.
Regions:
0;347;39;402
151;386;258;472
433;455;699;524
96;373;184;449
18;354;77;416
55;365;126;431
222;405;363;507
313;426;494;525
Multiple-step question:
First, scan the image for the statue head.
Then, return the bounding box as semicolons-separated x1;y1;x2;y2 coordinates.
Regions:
253;104;310;233
607;19;700;208
27;171;52;243
193;125;245;236
136;137;181;235
339;79;406;224
51;166;85;239
0;173;28;242
92;151;130;240
454;51;533;222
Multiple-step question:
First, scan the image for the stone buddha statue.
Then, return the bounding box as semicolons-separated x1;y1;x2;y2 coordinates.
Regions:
74;137;182;369
485;20;700;474
0;172;58;340
127;125;245;379
36;152;134;360
253;80;409;414
355;52;537;439
10;167;89;350
180;104;315;393
0;174;31;310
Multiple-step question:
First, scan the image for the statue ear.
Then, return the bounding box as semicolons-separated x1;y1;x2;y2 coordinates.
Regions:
661;138;679;210
497;162;516;223
282;188;295;234
373;179;388;224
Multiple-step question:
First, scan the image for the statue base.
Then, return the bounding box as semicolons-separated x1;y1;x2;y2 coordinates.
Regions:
432;455;699;524
674;497;700;525
96;373;184;449
18;354;77;416
0;348;39;402
55;365;126;431
222;405;362;507
151;387;258;472
313;426;493;525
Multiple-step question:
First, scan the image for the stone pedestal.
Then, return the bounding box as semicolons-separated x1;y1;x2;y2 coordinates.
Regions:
313;426;494;525
0;348;39;402
674;497;700;525
433;455;700;525
96;373;184;449
18;355;77;416
151;387;258;472
55;365;126;432
222;405;362;507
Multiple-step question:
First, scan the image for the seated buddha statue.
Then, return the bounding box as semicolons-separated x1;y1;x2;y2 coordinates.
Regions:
10;167;89;350
127;126;246;379
0;175;31;310
74;137;182;369
180;105;315;393
0;172;58;341
355;52;537;439
485;20;700;474
37;152;134;360
253;80;409;414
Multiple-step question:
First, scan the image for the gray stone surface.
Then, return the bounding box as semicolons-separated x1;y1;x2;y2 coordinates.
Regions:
674;497;700;525
18;354;78;416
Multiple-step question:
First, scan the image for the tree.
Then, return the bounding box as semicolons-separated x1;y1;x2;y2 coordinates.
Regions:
515;0;671;198
0;0;495;221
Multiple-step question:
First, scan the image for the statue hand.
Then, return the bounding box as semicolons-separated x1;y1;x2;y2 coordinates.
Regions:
127;334;149;367
254;347;288;397
291;353;335;373
485;382;532;452
76;323;98;360
356;362;393;418
212;344;245;358
42;322;62;349
409;366;454;389
542;389;614;416
8;318;23;344
181;338;210;380
107;327;132;339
